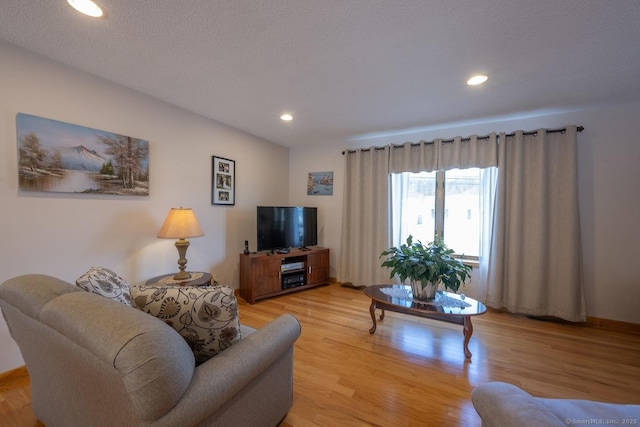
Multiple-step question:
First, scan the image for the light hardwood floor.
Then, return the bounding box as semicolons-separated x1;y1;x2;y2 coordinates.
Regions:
1;283;639;427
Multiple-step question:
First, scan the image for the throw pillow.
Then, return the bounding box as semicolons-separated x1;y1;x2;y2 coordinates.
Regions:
76;266;133;306
131;284;242;364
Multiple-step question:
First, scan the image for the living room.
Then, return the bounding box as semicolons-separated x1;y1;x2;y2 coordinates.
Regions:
1;2;639;425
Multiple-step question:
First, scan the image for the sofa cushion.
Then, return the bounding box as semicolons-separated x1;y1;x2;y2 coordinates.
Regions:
540;397;640;426
471;382;640;427
76;267;133;306
472;382;565;427
131;284;242;364
0;274;83;319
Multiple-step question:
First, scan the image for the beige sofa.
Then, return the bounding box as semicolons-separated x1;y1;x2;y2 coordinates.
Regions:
0;274;301;427
472;382;640;427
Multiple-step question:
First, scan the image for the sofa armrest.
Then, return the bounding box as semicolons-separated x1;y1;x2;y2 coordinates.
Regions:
157;314;301;425
472;382;565;427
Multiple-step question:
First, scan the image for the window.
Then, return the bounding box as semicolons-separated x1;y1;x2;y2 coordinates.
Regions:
391;167;496;258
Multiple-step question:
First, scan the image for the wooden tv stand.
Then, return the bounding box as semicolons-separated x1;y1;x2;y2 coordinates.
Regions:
239;247;330;304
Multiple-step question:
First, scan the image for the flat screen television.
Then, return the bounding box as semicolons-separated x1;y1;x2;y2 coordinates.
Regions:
257;206;318;252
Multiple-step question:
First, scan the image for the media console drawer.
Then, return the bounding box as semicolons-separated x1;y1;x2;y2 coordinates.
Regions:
239;247;330;304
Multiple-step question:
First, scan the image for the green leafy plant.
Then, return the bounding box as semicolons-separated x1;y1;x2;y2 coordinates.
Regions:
380;235;472;293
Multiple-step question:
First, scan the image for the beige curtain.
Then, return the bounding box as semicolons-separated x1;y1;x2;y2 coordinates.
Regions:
339;135;497;287
388;134;498;172
484;127;586;321
339;128;584;321
439;134;498;170
338;147;392;287
389;140;439;173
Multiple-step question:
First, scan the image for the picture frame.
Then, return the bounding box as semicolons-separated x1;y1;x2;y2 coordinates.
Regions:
16;113;149;196
307;171;333;195
212;156;235;205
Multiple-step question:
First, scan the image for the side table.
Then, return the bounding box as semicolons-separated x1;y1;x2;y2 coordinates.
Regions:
145;272;212;287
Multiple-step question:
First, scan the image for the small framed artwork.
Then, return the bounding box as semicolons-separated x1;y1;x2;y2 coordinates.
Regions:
212;156;235;205
307;171;333;195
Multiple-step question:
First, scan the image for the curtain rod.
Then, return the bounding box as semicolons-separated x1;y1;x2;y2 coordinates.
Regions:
341;125;584;155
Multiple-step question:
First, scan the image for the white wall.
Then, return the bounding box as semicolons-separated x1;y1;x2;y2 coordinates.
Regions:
289;102;640;325
2;39;638;374
0;41;289;372
288;152;344;279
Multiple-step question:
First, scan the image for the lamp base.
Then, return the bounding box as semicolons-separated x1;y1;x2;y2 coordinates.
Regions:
173;270;192;281
173;238;192;281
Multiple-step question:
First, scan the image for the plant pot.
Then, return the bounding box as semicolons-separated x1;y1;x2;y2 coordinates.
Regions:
410;280;438;300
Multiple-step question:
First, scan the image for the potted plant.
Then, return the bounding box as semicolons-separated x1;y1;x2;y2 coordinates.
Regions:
379;235;472;299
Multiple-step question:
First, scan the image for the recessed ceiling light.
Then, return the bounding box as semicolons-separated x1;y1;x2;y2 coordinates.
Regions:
467;75;488;86
67;0;104;17
280;114;293;121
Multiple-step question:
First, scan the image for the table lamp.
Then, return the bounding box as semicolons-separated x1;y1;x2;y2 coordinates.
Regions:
157;207;204;280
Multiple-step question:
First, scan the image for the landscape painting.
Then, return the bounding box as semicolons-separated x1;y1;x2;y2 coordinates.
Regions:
17;113;149;196
307;171;333;195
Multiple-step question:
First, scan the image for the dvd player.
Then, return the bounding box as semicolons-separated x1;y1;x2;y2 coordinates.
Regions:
281;261;304;272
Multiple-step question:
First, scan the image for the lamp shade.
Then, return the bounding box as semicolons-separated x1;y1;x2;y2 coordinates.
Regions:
157;208;204;239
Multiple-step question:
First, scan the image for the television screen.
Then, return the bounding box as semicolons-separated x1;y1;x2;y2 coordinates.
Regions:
257;206;317;252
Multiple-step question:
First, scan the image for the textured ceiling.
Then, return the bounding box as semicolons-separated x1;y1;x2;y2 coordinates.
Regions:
1;0;640;147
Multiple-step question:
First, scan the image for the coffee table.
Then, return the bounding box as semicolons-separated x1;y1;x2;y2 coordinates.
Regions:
364;285;487;359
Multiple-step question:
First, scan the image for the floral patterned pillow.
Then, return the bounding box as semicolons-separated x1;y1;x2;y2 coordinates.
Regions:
131;284;242;364
76;267;133;306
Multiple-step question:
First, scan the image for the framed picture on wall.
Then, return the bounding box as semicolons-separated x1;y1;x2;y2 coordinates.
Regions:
307;171;333;195
212;156;235;205
16;113;149;196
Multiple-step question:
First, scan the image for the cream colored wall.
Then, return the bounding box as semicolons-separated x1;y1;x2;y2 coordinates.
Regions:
289;102;640;325
288;151;344;279
0;41;289;372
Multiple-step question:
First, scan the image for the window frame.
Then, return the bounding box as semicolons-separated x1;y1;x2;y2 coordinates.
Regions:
438;170;480;262
395;169;481;263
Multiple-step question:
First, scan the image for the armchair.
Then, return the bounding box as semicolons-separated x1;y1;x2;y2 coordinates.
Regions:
0;274;301;427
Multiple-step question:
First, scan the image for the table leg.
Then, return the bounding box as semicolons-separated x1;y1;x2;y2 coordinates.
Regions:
368;300;377;334
463;315;473;359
